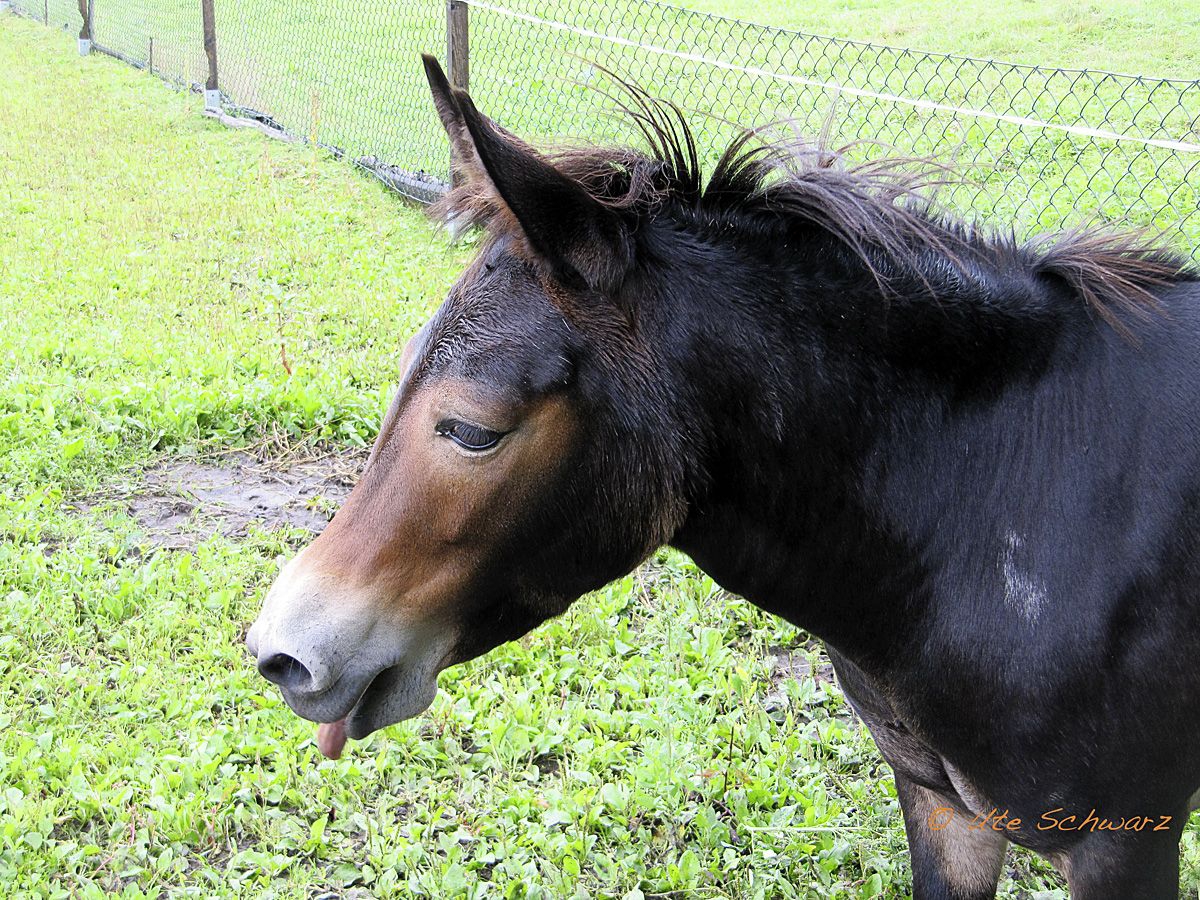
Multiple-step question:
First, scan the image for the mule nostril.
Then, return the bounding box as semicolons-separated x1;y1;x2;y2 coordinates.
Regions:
258;653;314;692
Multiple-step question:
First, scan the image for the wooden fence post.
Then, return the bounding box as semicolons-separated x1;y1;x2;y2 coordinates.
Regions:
447;0;469;92
446;0;469;184
77;0;92;54
201;0;219;111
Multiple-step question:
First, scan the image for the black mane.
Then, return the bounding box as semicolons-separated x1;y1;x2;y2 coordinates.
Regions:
434;77;1195;335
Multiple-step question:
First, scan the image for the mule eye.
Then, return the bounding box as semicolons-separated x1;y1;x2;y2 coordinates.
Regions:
436;418;505;452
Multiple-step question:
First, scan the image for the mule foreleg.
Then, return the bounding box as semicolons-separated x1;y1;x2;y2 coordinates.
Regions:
1058;813;1183;900
895;775;1007;900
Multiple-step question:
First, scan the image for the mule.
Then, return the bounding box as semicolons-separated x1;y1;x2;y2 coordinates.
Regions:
246;56;1200;897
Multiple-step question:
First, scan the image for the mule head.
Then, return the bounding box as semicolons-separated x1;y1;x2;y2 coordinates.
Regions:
246;57;693;757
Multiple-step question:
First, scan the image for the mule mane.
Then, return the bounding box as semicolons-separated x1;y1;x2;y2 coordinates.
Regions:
434;78;1194;332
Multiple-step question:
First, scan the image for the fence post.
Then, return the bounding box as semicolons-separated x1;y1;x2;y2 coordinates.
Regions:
77;0;92;55
446;0;469;184
446;0;469;92
201;0;219;111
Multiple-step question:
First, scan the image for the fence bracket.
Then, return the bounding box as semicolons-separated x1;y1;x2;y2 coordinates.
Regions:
78;38;92;55
204;89;221;113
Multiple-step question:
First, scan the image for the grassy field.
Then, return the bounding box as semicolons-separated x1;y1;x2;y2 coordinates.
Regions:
2;9;1200;900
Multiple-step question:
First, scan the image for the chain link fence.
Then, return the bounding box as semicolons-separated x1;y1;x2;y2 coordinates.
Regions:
7;0;1199;254
11;0;79;36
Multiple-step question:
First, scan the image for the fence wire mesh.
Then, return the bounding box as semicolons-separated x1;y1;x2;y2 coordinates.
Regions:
11;0;80;35
215;0;447;192
466;0;1199;252
90;0;205;85
8;0;1200;254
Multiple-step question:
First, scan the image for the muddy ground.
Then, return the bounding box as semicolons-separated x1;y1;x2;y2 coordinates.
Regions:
120;448;368;551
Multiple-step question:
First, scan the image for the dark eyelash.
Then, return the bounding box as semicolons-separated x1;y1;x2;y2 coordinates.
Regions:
436;418;505;451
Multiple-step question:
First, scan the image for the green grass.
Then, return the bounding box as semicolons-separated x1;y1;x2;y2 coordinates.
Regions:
2;10;1199;900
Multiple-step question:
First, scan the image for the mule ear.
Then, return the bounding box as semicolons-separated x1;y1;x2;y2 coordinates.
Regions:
421;55;633;293
423;54;491;187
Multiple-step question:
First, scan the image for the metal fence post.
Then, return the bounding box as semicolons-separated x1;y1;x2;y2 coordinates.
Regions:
446;0;469;184
201;0;220;111
77;0;92;55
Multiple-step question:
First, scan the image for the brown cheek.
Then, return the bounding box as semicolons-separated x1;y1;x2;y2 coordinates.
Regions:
309;433;459;602
298;393;576;623
414;393;577;552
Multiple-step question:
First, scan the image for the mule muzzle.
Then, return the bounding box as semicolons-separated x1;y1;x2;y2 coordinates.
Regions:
246;561;456;755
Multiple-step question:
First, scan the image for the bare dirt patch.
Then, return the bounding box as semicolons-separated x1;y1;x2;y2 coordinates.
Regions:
121;449;367;551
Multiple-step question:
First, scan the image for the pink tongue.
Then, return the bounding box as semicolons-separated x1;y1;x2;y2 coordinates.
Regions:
317;719;348;759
